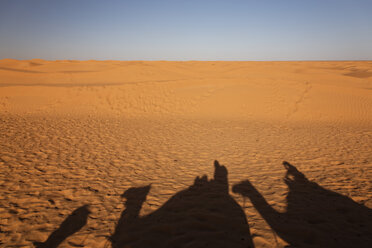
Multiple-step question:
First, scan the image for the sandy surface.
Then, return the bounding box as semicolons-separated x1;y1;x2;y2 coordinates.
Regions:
0;59;371;247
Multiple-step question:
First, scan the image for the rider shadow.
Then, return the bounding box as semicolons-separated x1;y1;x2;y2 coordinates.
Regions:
33;205;91;248
233;161;372;248
111;160;255;248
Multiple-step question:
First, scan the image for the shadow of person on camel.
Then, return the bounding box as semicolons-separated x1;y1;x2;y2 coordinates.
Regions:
33;205;91;248
233;161;372;248
110;160;255;248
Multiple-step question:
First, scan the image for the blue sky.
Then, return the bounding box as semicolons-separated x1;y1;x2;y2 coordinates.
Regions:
0;0;371;60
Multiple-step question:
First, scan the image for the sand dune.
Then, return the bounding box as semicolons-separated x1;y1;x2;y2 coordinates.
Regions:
0;60;371;247
1;60;371;122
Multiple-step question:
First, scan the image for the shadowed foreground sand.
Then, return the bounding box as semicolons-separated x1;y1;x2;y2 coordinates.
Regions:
0;60;371;247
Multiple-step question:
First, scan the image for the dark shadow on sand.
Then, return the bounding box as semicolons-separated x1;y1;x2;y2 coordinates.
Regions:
233;161;372;248
110;161;255;248
33;205;90;248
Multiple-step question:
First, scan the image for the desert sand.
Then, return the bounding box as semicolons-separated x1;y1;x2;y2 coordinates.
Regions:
0;59;371;247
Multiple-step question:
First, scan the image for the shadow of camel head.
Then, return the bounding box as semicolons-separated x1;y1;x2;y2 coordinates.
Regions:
121;184;151;209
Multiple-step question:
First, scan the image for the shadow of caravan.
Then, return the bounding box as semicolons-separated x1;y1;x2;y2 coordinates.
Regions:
111;160;255;248
233;161;372;248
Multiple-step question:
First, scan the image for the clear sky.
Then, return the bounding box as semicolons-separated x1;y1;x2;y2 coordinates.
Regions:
0;0;371;60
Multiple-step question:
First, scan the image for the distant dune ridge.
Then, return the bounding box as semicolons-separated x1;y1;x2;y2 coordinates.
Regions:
0;60;371;247
0;59;371;122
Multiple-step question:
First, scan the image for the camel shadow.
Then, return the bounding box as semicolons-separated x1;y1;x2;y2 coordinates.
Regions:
110;160;255;248
233;161;372;248
33;205;90;248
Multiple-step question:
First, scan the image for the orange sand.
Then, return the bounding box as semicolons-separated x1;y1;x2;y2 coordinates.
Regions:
0;60;371;247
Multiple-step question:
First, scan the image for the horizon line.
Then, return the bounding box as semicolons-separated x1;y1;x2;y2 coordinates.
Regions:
1;58;371;62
